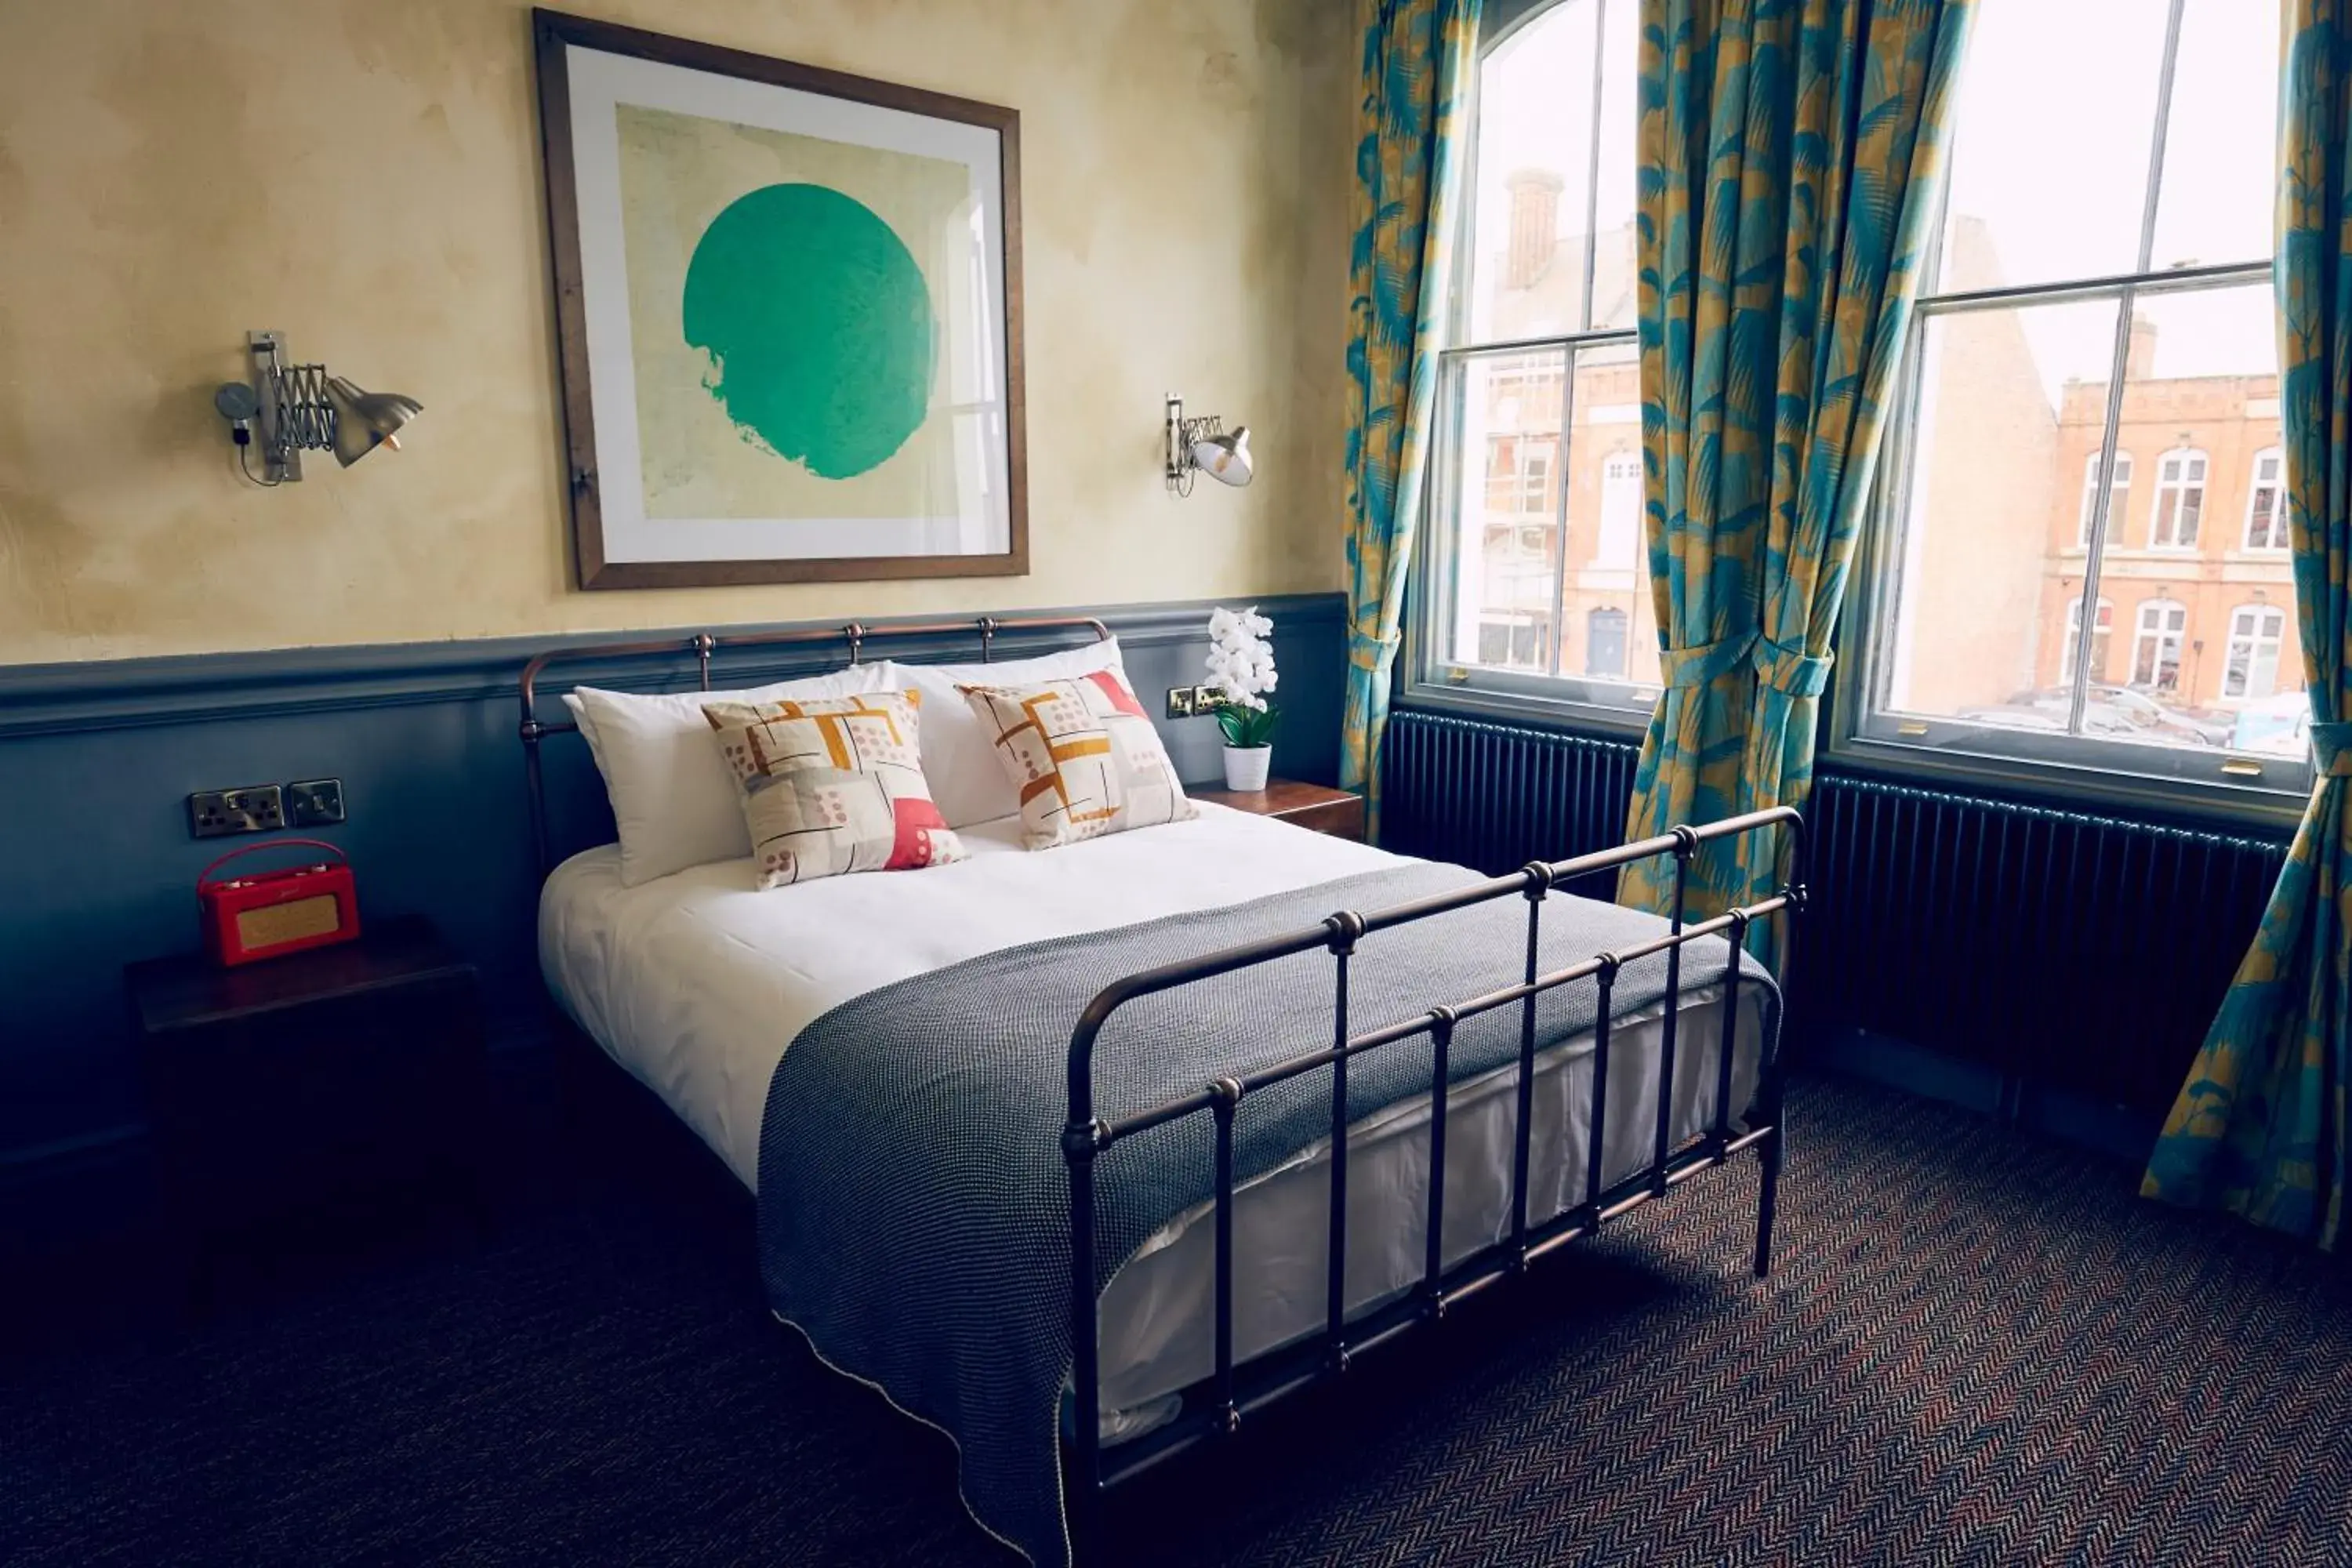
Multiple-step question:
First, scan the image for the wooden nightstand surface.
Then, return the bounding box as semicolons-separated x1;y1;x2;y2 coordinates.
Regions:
126;914;490;1304
128;915;471;1035
1191;779;1367;840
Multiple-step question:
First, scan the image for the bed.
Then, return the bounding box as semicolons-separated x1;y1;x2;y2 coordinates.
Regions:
519;618;1803;1567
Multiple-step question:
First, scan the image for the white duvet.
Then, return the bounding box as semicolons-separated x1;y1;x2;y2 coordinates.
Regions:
539;802;1763;1441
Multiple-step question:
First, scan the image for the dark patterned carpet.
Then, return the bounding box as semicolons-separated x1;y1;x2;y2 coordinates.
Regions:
8;1072;2352;1566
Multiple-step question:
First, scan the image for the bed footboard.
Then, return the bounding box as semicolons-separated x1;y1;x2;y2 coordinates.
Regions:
1060;806;1804;1558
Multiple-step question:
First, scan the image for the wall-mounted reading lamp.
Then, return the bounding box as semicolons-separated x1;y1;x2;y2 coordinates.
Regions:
216;330;422;486
1164;393;1252;497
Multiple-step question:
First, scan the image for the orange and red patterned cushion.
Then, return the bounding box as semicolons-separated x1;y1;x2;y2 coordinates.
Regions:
956;671;1195;850
703;691;966;889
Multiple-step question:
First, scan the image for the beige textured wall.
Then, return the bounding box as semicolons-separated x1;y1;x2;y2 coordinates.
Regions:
0;0;1356;662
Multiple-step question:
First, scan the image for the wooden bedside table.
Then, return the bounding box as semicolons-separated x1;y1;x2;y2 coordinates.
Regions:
127;914;488;1301
1190;779;1367;841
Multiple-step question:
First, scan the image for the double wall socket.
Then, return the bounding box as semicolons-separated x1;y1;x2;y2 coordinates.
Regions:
187;777;347;839
189;785;285;839
1163;684;1233;720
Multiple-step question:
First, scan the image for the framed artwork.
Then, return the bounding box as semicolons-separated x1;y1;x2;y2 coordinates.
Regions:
532;9;1026;589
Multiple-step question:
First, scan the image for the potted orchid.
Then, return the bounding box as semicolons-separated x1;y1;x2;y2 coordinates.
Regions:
1207;605;1279;791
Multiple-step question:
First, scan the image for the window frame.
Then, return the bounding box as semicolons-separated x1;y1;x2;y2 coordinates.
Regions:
2077;449;2131;548
2148;445;2209;550
1401;0;1661;735
2129;598;2187;690
2060;595;2114;684
1828;0;2310;827
2222;601;2287;699
2243;445;2287;550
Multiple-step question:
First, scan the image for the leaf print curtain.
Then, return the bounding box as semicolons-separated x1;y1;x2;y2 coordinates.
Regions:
1617;0;1972;962
1341;0;1479;802
2143;1;2352;1247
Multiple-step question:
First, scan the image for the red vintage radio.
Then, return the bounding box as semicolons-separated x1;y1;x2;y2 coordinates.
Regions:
198;838;362;967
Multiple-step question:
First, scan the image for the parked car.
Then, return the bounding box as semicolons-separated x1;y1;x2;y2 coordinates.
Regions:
1956;684;2234;748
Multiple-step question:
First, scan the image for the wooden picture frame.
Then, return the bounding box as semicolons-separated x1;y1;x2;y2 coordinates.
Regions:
532;9;1027;590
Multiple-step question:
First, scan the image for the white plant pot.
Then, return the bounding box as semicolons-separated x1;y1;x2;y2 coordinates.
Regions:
1222;745;1272;792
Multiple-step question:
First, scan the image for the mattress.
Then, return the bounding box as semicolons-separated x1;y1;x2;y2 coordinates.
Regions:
539;803;1765;1442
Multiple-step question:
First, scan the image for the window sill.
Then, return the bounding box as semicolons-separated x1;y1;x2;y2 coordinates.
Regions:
1398;673;1657;739
1826;729;2310;836
1398;681;2307;835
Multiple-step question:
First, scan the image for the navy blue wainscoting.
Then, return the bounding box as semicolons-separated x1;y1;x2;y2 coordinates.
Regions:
0;593;1345;1218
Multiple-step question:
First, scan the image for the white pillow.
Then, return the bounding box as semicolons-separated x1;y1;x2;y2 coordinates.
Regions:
563;663;892;886
880;638;1127;828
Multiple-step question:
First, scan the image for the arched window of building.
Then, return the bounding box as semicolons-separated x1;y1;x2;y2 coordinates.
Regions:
1585;605;1629;677
2131;600;2188;691
2223;603;2286;699
2151;447;2208;548
2078;450;2130;547
2060;596;2114;684
2243;446;2287;550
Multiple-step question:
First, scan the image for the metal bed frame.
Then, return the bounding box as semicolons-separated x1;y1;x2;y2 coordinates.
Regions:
515;615;1805;1566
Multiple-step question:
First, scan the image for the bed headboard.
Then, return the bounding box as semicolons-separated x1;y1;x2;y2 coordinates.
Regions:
517;615;1112;874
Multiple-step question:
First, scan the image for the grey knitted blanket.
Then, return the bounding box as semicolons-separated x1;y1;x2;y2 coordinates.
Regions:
757;861;1778;1566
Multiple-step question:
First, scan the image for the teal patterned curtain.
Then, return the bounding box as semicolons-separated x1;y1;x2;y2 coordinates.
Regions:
1617;0;1971;957
2143;2;2352;1247
1341;0;1479;800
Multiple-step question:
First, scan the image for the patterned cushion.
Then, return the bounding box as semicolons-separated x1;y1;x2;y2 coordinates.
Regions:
956;672;1196;850
703;691;967;890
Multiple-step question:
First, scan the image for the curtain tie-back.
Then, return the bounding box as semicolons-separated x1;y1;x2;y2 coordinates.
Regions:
1657;628;1759;688
2313;719;2352;778
1752;635;1835;699
1346;628;1403;673
1656;628;1833;698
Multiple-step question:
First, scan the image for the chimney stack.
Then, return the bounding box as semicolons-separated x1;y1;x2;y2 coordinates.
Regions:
1504;168;1565;291
2126;314;2158;381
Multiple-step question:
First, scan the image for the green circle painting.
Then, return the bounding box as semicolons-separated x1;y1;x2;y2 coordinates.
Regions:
681;183;934;480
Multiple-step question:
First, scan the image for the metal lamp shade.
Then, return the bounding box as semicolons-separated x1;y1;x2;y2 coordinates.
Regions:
325;376;423;467
1189;426;1253;487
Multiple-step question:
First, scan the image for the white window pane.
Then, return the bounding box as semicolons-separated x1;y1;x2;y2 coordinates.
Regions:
2149;0;2281;271
1444;349;1566;673
1860;1;2303;786
1586;0;1640;332
1936;0;2169;292
1555;339;1657;684
1465;0;1600;343
1882;299;2119;729
2093;285;2297;746
2131;288;2277;568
